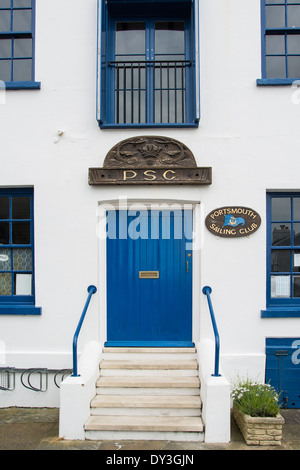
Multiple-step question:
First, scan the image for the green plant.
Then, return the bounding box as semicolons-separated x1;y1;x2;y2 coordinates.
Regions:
231;377;281;418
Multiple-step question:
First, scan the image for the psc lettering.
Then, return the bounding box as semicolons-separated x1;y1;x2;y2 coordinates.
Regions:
123;169;176;181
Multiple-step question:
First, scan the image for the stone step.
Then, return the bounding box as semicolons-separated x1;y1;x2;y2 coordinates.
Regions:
91;394;201;409
100;369;199;377
103;347;197;353
84;428;205;441
96;386;200;396
85;415;204;433
85;347;203;441
102;347;197;360
99;359;198;377
100;360;198;369
96;375;200;389
90;407;201;417
90;394;201;416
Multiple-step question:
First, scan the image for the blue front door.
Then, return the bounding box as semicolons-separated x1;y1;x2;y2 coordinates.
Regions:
106;209;193;346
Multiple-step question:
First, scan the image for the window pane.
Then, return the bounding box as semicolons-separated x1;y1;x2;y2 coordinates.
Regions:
13;58;31;80
271;249;290;272
13;247;32;270
294;198;300;220
115;22;145;57
0;58;11;81
266;6;285;28
13;0;31;7
271;275;290;297
288;55;300;77
266;56;286;78
272;223;291;246
0;39;11;58
155;22;185;57
0;197;9;219
14;38;32;58
0;273;12;295
287;35;300;54
266;35;285;54
293;276;300;297
12;221;30;244
288;5;300;27
12;9;31;31
12;196;30;219
0;10;11;31
0;1;12;7
15;272;31;295
271;197;291;220
294;223;300;245
293;249;300;272
0;248;11;271
0;222;9;244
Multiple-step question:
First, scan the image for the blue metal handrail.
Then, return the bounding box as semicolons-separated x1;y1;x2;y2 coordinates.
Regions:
202;286;221;377
71;285;97;377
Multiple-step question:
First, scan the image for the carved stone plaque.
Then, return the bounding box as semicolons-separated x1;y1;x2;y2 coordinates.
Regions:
89;136;212;185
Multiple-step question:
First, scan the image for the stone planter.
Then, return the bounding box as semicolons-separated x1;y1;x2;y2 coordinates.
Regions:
233;406;285;446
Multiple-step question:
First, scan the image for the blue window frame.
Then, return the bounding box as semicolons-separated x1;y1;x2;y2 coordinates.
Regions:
97;0;200;128
258;0;300;85
0;188;41;315
0;0;40;90
263;193;300;317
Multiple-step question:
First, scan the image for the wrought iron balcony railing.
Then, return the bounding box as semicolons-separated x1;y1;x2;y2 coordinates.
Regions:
109;60;191;125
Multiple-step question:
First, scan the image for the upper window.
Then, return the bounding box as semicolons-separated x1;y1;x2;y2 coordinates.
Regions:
260;0;300;82
0;0;40;89
267;193;300;310
97;0;199;128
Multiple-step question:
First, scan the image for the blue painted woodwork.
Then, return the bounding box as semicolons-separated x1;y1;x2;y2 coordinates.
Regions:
266;193;300;314
3;81;41;90
0;305;41;315
260;0;300;81
0;188;38;314
0;0;37;84
257;78;298;86
106;210;193;346
97;0;199;128
261;308;300;318
266;338;300;408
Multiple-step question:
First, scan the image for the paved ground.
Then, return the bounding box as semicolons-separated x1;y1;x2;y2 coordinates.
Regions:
0;407;299;451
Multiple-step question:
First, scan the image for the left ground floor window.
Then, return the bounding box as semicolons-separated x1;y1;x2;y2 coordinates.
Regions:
0;187;40;314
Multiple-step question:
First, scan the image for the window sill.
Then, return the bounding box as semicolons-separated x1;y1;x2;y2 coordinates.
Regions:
0;305;42;315
261;308;300;318
99;121;199;129
257;78;298;86
4;81;41;90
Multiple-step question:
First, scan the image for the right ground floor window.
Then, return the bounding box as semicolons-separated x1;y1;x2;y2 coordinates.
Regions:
267;193;300;307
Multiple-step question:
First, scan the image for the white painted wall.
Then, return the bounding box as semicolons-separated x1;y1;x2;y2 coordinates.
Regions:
0;0;299;412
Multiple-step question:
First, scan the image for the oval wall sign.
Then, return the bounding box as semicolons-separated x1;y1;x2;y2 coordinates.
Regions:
205;206;261;238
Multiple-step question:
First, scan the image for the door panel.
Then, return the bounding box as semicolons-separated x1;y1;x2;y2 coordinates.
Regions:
106;210;193;346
